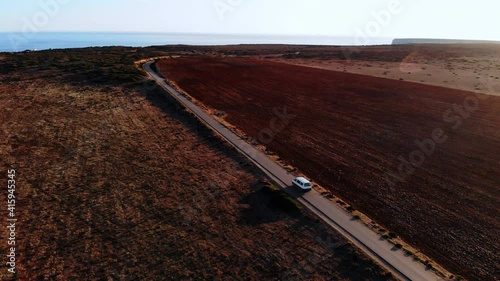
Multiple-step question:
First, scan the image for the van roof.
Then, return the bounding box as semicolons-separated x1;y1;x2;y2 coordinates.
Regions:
295;177;311;184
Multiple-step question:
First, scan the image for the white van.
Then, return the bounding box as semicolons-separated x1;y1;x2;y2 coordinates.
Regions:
292;177;313;191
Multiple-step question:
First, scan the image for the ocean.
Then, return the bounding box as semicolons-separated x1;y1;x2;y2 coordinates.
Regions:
0;32;392;52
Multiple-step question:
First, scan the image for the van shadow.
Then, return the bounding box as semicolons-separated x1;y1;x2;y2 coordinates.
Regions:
282;185;308;199
238;183;302;226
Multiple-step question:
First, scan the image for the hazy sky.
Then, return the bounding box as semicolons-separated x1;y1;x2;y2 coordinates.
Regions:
1;0;499;41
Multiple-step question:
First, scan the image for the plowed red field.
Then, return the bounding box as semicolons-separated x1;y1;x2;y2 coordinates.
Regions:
158;57;500;280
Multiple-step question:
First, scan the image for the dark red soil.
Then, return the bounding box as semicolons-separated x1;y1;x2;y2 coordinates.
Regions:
158;56;500;281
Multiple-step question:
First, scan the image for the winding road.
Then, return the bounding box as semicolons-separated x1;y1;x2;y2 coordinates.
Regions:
143;61;444;281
